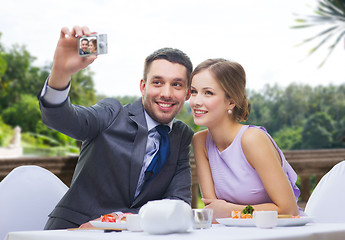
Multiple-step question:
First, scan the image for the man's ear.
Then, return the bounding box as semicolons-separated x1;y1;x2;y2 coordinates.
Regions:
140;79;146;97
185;88;191;101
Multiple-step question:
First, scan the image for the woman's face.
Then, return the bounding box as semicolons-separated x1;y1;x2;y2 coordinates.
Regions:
89;42;96;52
189;69;231;127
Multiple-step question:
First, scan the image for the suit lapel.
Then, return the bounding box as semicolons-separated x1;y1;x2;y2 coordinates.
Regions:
128;99;148;203
131;121;178;206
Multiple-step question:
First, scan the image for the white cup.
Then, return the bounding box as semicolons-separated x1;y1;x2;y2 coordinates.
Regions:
126;214;142;232
192;209;213;229
254;211;278;228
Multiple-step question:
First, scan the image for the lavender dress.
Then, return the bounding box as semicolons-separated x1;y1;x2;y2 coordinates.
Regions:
206;125;301;208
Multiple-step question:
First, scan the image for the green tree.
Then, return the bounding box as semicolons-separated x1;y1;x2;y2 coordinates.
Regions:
273;126;303;150
0;44;43;111
0;35;7;82
1;94;41;132
293;0;345;67
69;69;97;106
0;116;12;146
247;84;284;133
302;112;335;149
333;115;345;147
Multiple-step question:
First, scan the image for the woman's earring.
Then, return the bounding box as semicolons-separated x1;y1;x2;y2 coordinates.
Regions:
228;109;232;115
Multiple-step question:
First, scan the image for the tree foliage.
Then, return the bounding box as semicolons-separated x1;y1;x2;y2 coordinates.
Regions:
2;94;41;132
302;112;335;149
0;34;97;154
247;83;345;150
0;33;344;154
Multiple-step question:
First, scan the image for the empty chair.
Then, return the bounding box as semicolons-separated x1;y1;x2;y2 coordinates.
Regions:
0;165;68;240
305;160;345;223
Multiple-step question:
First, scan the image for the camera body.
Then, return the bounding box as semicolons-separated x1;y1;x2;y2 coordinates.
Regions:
78;34;108;56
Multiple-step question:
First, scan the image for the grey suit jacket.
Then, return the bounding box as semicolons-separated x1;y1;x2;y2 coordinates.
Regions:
39;97;194;226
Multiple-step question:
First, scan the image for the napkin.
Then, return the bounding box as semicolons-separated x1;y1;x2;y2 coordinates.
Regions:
139;199;192;234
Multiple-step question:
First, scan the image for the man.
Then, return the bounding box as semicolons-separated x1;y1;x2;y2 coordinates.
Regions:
79;38;89;55
39;26;194;229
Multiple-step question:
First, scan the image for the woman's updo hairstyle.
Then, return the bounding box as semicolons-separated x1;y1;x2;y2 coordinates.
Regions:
191;58;251;122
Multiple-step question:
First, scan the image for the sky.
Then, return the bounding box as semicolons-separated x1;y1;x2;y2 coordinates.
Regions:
1;0;344;97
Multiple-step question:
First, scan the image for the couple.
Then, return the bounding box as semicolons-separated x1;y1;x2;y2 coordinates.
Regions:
79;38;97;55
40;26;301;230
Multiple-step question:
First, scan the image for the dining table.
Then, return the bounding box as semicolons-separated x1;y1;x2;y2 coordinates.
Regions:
5;223;345;240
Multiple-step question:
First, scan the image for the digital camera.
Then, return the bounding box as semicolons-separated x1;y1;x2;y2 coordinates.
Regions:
78;34;108;56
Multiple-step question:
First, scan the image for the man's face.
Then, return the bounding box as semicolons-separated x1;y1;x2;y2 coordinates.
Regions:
140;59;190;124
81;40;89;52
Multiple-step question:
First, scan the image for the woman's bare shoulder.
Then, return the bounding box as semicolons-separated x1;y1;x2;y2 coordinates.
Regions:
192;129;209;150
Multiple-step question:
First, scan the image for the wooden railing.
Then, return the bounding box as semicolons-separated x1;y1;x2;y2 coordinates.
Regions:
283;148;345;202
1;148;345;208
0;155;78;186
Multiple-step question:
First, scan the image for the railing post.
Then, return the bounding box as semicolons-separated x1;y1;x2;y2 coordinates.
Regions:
299;175;310;203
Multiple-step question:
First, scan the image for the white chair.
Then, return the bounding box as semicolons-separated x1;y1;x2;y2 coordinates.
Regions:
0;165;68;240
305;160;345;223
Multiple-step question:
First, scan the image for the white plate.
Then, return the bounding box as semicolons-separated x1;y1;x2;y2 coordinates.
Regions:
90;220;127;229
216;216;314;227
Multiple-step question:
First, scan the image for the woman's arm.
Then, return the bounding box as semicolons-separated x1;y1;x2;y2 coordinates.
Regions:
241;127;299;215
192;130;217;199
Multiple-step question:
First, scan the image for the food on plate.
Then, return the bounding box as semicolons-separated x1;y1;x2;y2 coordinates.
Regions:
240;213;252;219
231;210;241;219
241;205;254;215
241;205;254;218
117;213;133;222
231;205;301;220
100;213;133;223
101;214;117;222
232;205;255;219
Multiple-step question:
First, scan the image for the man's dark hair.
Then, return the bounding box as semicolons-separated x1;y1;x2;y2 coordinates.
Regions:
143;48;193;87
81;38;89;43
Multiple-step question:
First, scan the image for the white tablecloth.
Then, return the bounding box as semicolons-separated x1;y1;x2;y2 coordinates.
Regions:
6;223;345;240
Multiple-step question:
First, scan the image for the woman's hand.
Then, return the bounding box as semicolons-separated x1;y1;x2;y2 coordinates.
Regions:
202;198;233;222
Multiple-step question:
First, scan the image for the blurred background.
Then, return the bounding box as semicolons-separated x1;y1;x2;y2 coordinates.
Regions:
1;0;344;156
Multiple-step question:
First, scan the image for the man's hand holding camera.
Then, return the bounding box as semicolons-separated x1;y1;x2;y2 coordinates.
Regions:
49;26;98;90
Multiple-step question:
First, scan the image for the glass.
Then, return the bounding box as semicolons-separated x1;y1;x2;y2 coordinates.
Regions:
192;208;213;229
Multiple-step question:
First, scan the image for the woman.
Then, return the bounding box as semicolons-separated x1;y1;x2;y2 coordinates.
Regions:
189;59;302;221
88;39;97;53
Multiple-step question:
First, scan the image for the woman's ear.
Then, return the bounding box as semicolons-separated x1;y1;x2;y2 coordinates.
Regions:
228;99;236;111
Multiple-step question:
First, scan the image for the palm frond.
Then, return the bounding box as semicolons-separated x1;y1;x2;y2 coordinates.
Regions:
293;0;345;67
318;30;345;67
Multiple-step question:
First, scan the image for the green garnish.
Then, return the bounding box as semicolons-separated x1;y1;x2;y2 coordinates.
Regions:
241;205;254;215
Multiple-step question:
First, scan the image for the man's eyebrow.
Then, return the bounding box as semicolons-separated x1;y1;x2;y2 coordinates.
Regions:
151;75;163;80
172;78;186;82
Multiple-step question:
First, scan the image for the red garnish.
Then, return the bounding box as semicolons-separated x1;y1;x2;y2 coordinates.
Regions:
100;214;117;222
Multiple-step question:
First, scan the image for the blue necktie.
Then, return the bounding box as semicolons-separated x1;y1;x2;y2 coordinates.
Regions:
144;125;170;182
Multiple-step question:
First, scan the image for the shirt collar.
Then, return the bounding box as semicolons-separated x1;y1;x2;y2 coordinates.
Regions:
144;111;173;132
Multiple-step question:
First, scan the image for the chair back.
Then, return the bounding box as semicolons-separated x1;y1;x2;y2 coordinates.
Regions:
305;160;345;223
0;165;68;240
